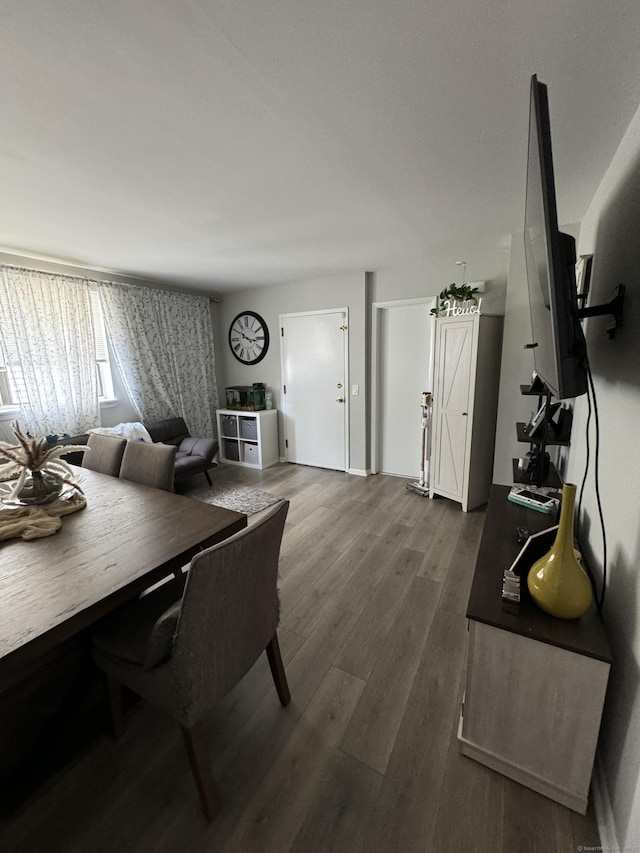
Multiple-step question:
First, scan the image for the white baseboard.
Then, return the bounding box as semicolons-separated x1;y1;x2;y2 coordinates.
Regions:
277;459;369;477
592;751;618;849
457;719;587;814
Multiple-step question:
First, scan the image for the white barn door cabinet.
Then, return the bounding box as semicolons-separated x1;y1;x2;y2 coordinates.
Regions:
430;313;503;511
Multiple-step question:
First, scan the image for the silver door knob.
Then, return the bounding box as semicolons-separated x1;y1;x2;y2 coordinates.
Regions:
336;397;344;403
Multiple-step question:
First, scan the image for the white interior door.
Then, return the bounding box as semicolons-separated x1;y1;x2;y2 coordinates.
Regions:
375;301;434;478
280;310;347;470
432;319;473;497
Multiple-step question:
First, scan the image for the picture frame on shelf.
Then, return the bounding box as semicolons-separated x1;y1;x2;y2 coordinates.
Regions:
525;401;561;438
576;254;593;302
525;403;548;437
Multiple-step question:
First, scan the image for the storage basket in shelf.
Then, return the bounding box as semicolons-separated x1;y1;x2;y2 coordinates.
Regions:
240;417;258;440
220;414;238;438
242;443;259;464
222;439;240;461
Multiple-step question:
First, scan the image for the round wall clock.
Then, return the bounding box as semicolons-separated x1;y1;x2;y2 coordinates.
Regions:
228;311;270;365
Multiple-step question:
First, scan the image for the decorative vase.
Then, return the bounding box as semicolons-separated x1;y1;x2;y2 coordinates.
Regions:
17;469;63;505
527;482;593;619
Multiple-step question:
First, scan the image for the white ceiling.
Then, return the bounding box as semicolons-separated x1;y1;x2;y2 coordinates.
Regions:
2;1;640;294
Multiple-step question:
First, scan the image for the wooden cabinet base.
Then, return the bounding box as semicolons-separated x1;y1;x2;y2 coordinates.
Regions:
457;714;588;813
459;619;609;814
460;485;612;814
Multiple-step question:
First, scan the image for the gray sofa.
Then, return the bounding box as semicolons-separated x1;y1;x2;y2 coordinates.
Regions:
59;417;218;486
146;418;217;485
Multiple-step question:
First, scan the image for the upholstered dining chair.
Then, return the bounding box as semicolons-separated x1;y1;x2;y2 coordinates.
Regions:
81;433;127;477
119;440;177;491
92;499;290;819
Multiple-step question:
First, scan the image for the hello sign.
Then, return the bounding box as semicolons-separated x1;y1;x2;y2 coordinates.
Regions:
442;297;482;317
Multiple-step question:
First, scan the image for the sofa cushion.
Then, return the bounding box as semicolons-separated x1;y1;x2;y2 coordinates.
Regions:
174;453;210;478
145;418;190;447
178;435;217;460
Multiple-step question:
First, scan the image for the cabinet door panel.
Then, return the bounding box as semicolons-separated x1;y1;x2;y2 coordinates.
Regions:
433;321;472;497
434;410;467;494
440;322;472;412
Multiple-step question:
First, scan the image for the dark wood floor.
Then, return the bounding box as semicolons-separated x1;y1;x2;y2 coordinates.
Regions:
1;463;602;852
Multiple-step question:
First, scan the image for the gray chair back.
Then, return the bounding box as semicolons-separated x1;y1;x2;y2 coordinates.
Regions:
119;441;177;491
170;501;288;720
91;499;290;818
81;433;127;477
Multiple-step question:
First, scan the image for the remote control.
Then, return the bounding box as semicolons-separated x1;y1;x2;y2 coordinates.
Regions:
507;486;559;515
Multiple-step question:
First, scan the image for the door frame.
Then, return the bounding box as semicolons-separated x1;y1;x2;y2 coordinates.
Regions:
279;307;350;472
370;297;436;475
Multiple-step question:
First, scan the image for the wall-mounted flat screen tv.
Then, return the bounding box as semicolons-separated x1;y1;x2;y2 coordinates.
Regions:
524;75;587;400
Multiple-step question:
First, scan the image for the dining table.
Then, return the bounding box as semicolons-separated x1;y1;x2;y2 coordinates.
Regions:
0;466;247;687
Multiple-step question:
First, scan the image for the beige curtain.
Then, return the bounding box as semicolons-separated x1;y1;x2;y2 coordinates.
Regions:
98;282;218;437
0;266;99;437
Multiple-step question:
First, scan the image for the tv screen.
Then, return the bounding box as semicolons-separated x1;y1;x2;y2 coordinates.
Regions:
524;75;587;400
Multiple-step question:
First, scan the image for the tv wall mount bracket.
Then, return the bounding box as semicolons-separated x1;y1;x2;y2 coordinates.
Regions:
525;283;626;349
577;283;626;339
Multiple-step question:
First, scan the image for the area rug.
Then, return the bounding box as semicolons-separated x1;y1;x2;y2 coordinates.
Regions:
188;480;280;515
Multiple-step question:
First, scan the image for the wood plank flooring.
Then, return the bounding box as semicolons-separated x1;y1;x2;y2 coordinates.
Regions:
0;463;602;853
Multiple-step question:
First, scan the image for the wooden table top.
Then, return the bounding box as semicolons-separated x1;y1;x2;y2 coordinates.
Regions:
0;468;246;681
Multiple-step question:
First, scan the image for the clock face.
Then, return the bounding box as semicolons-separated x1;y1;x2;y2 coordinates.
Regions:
228;311;270;365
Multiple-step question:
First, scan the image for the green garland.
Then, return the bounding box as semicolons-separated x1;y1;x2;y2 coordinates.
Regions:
430;283;479;317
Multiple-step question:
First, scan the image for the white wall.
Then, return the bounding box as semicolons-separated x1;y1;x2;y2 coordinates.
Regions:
214;272;368;470
492;233;537;485
563;101;640;850
491;111;640;841
481;92;640;844
371;246;509;314
1;246;507;463
214;251;509;473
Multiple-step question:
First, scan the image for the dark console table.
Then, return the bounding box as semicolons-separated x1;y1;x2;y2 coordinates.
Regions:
458;484;611;813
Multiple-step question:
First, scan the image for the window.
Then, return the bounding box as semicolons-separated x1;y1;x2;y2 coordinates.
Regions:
0;320;24;409
90;288;115;401
0;281;116;410
0;353;17;408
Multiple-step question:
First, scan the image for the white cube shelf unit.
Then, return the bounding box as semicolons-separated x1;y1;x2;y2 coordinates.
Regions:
216;408;279;470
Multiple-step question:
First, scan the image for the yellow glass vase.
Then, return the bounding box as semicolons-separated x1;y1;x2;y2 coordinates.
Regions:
527;483;593;619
